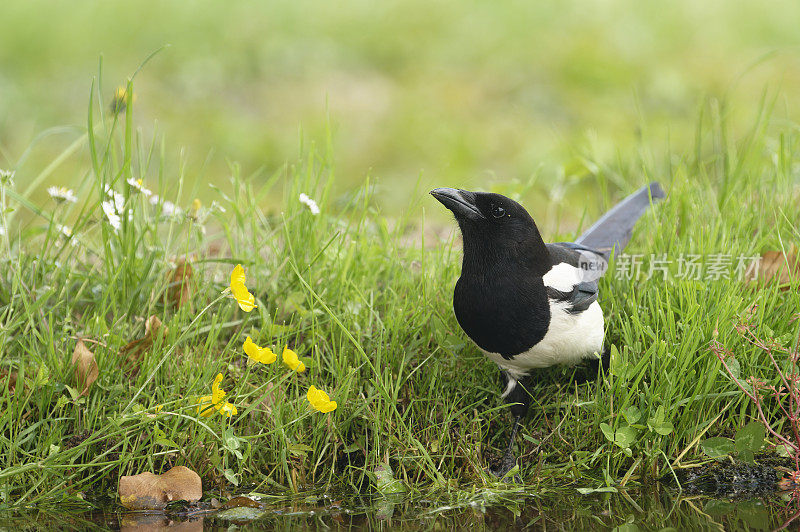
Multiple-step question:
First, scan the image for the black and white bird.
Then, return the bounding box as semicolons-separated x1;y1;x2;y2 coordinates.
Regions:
431;183;665;476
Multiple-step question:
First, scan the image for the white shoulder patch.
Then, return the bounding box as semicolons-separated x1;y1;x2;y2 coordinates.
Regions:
542;262;583;291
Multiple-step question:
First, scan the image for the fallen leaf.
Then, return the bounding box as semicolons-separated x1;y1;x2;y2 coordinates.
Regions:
119;316;168;370
71;340;98;396
119;465;202;510
167;259;194;308
223;496;262;509
0;369;18;394
216;506;266;521
145;315;166;337
258;383;282;412
374;462;406;495
747;249;800;290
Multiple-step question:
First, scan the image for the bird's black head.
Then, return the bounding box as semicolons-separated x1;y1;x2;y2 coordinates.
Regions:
430;188;551;274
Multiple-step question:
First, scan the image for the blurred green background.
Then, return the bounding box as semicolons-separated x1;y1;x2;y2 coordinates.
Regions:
2;0;800;226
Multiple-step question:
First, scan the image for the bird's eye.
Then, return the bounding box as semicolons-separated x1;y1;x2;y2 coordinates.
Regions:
491;205;506;218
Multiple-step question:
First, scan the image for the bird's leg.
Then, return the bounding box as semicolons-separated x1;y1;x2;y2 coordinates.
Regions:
491;376;531;477
493;414;522;477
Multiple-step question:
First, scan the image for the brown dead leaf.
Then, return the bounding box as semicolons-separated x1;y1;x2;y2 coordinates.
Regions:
223;496;262;509
71;340;98;396
258;383;282;413
0;369;18;394
145;315;166;337
119;465;202;510
119;316;168;370
167;259;194;308
747;249;800;290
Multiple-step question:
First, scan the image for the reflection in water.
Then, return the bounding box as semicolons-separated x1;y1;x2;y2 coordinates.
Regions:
120;513;204;531
1;488;798;530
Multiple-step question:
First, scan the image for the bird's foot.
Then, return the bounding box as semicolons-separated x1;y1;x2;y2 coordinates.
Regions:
489;452;520;481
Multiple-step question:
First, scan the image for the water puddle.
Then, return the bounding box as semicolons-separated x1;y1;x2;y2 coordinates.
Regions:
1;486;798;530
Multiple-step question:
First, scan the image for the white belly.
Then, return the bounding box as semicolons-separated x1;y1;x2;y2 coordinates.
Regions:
483;300;605;380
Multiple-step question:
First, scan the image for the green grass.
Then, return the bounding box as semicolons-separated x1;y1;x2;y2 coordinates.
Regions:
0;79;799;509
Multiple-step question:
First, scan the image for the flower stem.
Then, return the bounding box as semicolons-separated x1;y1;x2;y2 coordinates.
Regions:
123;293;228;413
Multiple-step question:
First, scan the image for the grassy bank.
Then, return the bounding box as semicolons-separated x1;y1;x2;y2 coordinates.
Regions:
0;84;799;508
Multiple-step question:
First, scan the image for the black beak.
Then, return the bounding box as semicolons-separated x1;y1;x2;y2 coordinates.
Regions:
430;188;485;221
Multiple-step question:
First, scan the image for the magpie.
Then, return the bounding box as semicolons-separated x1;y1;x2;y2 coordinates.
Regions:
431;183;665;476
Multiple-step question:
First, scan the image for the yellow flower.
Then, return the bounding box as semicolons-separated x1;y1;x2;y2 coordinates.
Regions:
229;264;256;312
243;336;276;364
197;394;216;417
282;346;306;373
307;385;337;413
196;373;237;418
192;198;202;211
211;373;226;403
217;401;238;417
110;86;135;114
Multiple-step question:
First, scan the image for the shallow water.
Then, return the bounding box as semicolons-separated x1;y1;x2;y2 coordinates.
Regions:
1;487;798;531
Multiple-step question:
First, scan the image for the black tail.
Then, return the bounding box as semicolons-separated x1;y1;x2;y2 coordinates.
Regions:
575;182;665;259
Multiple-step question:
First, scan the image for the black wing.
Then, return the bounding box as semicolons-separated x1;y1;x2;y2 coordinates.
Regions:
574;182;665;259
545;280;598;314
547;241;604;267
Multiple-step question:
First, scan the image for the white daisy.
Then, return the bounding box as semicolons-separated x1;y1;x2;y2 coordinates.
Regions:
0;223;5;236
56;224;78;246
105;185;125;212
161;200;180;216
126;177;152;197
47;186;78;204
299;193;320;215
102;200;121;232
149;195;182;217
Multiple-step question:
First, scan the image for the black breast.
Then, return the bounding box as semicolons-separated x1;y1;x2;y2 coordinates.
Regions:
453;273;550;359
